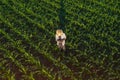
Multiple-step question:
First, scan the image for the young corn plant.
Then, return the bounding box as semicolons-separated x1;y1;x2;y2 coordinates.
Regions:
2;69;15;80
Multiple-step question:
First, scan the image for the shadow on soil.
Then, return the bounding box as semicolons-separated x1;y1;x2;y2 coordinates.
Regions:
58;0;66;29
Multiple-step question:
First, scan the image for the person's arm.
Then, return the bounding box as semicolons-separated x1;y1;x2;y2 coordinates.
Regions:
62;33;66;40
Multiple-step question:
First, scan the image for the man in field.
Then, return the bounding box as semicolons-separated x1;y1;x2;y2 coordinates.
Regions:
55;29;66;51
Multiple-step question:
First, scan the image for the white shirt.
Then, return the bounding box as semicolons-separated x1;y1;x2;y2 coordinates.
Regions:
55;33;66;41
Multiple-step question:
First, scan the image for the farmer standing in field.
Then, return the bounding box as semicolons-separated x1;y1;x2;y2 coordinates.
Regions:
55;29;66;51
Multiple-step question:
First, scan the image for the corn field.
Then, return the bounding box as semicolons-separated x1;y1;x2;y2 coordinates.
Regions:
0;0;120;80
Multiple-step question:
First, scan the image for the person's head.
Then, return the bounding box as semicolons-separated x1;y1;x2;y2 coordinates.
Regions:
56;29;63;36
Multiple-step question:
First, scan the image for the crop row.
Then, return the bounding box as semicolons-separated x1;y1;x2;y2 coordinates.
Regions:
0;28;55;79
6;0;60;32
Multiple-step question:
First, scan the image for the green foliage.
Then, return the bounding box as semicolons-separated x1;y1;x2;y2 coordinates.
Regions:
0;0;120;80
